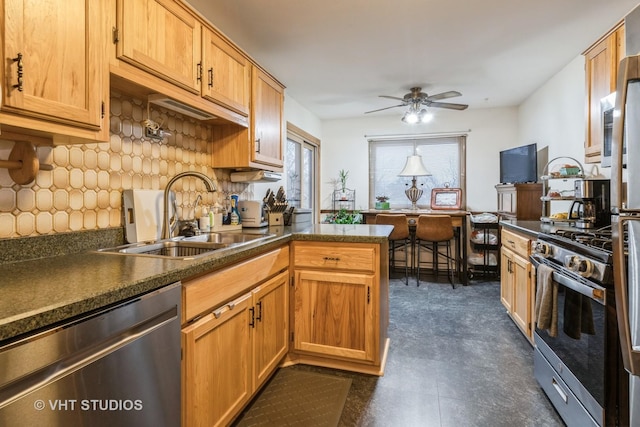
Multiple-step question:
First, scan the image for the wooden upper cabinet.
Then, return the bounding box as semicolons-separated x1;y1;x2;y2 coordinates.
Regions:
584;23;624;163
116;0;201;93
210;66;285;170
201;29;250;116
252;67;284;168
1;0;108;141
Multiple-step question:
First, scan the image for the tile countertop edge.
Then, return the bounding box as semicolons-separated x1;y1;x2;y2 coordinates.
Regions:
0;224;393;343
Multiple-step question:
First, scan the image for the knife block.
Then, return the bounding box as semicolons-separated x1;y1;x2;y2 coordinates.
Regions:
268;212;283;226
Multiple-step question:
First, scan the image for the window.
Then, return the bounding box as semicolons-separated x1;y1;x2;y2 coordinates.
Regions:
286;123;319;216
369;135;466;209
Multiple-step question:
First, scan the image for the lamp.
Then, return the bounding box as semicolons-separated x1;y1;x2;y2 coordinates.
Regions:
398;155;431;210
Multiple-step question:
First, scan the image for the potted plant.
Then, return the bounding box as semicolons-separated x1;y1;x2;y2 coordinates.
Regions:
324;208;362;224
338;169;349;199
375;195;390;210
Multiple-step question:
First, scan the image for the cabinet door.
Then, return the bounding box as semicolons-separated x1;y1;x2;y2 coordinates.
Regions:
202;29;250;116
496;186;516;216
252;67;284;168
116;0;200;93
584;25;622;163
252;271;288;390
2;0;105;129
511;252;533;338
500;248;514;312
293;269;375;362
182;293;252;427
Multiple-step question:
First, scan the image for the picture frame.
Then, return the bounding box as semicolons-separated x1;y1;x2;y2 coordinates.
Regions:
430;187;462;210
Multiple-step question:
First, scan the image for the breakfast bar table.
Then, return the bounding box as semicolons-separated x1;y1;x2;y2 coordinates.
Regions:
361;209;470;285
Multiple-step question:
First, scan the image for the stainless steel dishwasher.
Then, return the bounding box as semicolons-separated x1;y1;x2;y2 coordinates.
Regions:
0;282;181;427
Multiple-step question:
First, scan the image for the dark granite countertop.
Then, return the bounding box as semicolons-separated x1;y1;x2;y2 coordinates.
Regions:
0;224;392;344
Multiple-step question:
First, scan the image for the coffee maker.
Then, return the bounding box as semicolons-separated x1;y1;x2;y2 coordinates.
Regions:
568;179;611;229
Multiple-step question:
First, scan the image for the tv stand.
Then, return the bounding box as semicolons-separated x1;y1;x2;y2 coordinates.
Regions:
495;183;543;220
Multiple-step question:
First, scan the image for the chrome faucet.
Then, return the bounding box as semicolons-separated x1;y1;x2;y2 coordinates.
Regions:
162;171;217;239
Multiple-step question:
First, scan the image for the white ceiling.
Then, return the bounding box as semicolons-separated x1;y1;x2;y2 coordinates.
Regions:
186;0;639;120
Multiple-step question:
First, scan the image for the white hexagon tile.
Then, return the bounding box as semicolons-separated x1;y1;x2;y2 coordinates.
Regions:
0;91;250;239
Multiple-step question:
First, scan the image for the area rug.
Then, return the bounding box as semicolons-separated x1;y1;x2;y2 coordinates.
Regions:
234;368;352;427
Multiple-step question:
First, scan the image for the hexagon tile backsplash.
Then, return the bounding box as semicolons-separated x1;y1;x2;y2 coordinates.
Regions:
0;92;249;239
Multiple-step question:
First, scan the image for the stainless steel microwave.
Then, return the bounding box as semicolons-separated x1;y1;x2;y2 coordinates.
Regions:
601;92;626;168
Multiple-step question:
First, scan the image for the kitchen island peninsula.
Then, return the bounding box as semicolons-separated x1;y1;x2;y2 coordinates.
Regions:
0;224;392;426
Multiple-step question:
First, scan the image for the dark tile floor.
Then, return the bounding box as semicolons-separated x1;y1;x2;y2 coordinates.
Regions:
287;277;565;427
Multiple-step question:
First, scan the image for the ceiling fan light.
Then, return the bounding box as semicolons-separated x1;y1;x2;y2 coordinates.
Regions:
419;109;433;123
402;111;419;124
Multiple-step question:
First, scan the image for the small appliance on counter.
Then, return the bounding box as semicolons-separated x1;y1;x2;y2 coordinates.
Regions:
291;208;312;226
238;200;267;228
568;178;611;229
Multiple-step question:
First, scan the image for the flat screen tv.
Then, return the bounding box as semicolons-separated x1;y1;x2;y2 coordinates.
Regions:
499;143;538;184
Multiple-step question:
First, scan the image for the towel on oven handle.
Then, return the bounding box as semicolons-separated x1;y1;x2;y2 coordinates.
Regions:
535;264;558;337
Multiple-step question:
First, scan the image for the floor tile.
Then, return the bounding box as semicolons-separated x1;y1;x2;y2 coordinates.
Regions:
244;279;565;427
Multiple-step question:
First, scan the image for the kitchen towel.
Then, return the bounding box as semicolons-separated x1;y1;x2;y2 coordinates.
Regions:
535;264;558;337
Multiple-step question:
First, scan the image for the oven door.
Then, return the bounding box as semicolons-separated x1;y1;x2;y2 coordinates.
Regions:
531;255;607;423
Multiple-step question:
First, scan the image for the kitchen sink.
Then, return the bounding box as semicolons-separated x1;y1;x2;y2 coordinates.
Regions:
183;232;275;245
97;232;275;259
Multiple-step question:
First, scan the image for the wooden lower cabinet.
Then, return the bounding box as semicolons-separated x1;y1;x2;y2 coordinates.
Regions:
500;228;535;342
182;292;252;427
289;241;389;375
293;270;375;362
253;272;289;389
181;248;289;427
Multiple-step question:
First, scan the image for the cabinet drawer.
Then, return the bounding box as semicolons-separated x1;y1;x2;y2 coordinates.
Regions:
501;229;530;257
182;246;289;323
293;242;376;273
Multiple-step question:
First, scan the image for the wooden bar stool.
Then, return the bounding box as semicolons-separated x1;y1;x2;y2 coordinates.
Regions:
375;214;411;285
415;215;455;288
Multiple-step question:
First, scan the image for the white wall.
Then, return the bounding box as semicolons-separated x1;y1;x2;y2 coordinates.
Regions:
518;55;596;175
320;108;519;212
270;55;594;216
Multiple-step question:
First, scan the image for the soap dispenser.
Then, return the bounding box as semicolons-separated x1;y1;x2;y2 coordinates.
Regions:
230;194;241;225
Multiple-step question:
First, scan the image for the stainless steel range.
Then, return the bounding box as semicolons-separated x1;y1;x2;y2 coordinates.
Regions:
531;228;628;427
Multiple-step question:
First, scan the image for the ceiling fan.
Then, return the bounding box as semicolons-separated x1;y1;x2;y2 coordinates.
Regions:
364;87;469;115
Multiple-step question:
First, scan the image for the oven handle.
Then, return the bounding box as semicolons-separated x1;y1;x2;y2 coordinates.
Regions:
530;254;605;305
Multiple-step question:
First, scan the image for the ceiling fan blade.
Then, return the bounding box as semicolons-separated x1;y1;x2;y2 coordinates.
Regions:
426;91;462;102
427;101;468;110
364;104;405;114
379;95;406;102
